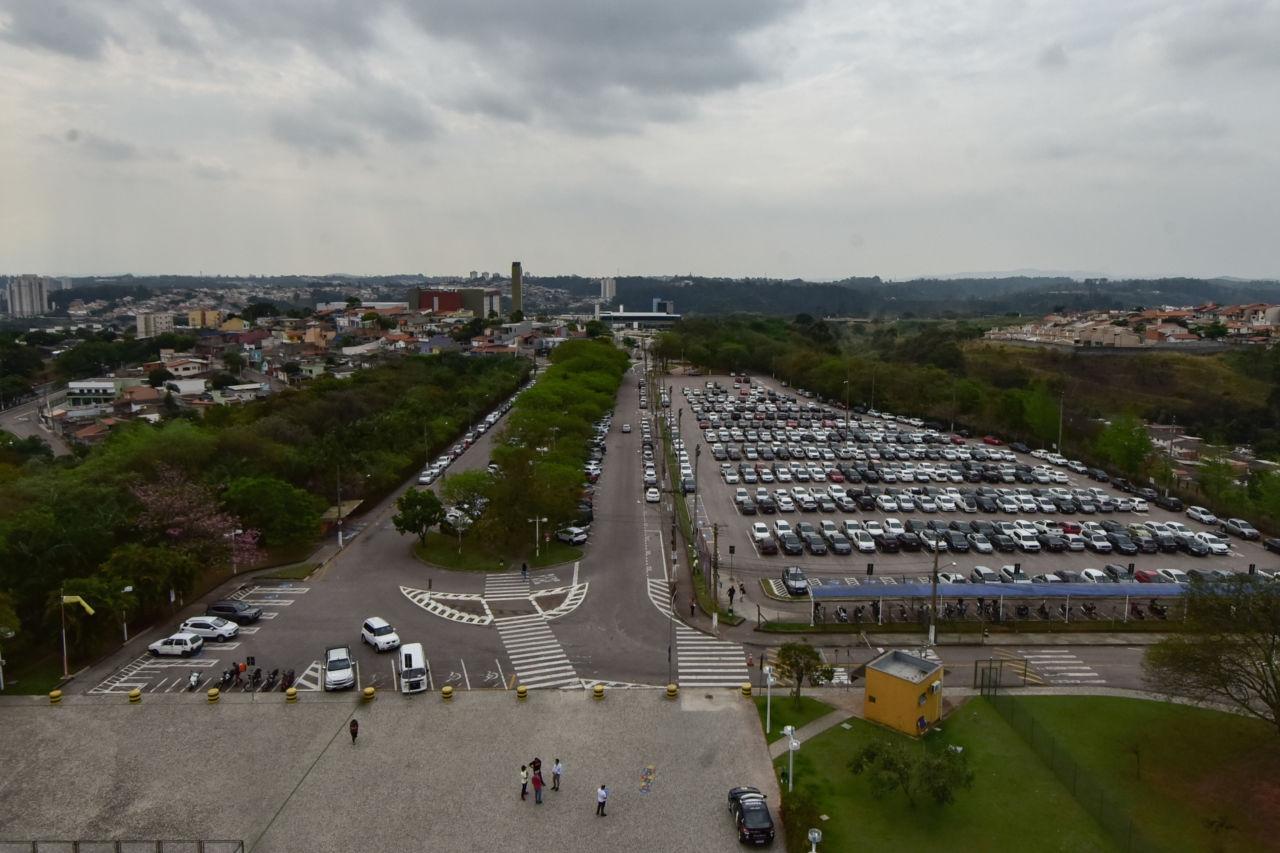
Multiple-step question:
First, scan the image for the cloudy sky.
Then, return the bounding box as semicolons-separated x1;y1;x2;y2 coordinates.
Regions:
1;0;1277;280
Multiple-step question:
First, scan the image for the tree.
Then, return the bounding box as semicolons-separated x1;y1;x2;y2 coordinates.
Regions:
132;465;261;567
0;588;18;638
391;488;445;545
1094;413;1153;477
147;367;174;388
222;351;245;374
773;641;832;708
101;543;200;614
1202;321;1229;339
345;296;361;308
210;371;239;390
584;319;608;338
849;739;975;807
440;469;492;516
509;310;525;323
1144;576;1280;734
223;476;324;548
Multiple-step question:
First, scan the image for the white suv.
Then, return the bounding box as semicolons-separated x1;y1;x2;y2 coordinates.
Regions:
361;617;402;652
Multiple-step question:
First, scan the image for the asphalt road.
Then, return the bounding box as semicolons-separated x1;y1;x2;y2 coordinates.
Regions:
0;396;70;455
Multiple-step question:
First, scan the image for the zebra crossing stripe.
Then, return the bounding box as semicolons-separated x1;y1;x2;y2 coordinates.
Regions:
676;626;749;687
496;615;578;689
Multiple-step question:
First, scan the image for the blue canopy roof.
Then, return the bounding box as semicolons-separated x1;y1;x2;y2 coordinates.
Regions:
808;582;1184;599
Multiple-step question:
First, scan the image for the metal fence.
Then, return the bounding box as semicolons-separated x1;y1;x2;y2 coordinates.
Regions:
0;843;243;853
973;658;1031;690
985;695;1160;853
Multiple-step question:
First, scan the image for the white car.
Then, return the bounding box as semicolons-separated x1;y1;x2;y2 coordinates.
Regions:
875;494;899;512
621;423;632;433
1080;568;1111;583
883;518;905;537
863;520;885;538
178;617;238;642
1157;568;1191;585
361;617;402;652
1063;533;1087;552
967;533;994;554
851;530;877;553
645;487;660;503
557;526;589;545
324;645;356;691
750;522;771;542
148;631;203;657
1186;506;1218;525
1194;532;1230;555
1011;530;1041;553
774;520;793;538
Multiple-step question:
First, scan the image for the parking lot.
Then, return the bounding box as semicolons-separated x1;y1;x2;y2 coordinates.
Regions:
658;371;1278;620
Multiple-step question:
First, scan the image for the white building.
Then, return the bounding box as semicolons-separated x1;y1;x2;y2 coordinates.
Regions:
6;275;49;317
599;277;617;300
136;312;175;339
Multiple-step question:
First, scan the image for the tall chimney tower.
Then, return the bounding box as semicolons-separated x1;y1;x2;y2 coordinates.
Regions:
510;261;523;315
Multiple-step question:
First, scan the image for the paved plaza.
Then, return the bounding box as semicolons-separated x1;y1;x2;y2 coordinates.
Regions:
0;688;780;852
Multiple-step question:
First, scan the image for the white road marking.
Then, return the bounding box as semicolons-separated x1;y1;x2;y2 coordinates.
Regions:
461;658;471;690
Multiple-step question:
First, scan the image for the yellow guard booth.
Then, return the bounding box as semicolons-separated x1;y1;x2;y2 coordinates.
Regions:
863;649;944;736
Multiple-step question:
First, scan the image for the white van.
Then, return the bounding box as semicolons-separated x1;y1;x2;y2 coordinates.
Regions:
398;642;429;695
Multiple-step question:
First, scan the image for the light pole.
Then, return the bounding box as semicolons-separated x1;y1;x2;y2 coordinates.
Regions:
693;444;702;526
1057;391;1065;452
842;379;849;433
528;516;548;558
335;461;344;548
808;828;823;852
120;585;134;643
764;665;776;734
929;551;957;647
228;528;243;575
783;725;799;792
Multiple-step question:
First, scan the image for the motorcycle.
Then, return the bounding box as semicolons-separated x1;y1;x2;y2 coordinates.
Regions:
281;669;296;691
244;667;263;691
219;668;235;689
1149;599;1168;620
835;606;849;624
1081;602;1099;620
1037;602;1051;620
1014;603;1030;619
263;668;280;692
1130;603;1146;620
852;605;865;624
187;670;201;691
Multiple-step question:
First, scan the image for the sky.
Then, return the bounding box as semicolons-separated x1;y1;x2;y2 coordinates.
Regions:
1;0;1277;281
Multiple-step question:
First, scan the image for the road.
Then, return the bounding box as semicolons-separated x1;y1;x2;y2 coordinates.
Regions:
0;395;70;456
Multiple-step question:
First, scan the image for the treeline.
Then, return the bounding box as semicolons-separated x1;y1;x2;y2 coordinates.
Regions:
0;353;529;661
448;339;628;553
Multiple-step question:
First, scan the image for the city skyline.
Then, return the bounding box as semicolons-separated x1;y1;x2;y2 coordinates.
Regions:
1;1;1278;280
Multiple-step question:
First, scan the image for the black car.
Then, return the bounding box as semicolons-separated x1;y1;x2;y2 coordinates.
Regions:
728;787;776;846
897;532;923;552
1154;494;1184;511
1176;534;1209;557
778;533;804;556
828;533;853;555
739;499;758;516
1037;533;1068;553
803;532;828;555
991;533;1018;553
1153;533;1179;553
976;496;999;513
1009;441;1031;454
757;496;777;515
1107;533;1139;556
1087;468;1110;482
945;531;970;553
1265;538;1280;555
1133;536;1159;554
205;600;263;625
874;533;901;553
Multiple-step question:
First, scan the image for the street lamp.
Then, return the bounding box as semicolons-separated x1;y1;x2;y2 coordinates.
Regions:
841;379;850;433
764;665;776;734
929;550;958;647
528;516;548;558
783;725;799;792
120;585;134;643
808;828;823;852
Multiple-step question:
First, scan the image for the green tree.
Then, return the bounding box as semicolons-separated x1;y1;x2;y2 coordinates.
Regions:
100;543;200;615
222;351;245;374
345;296;361;308
850;739;975;807
391;488;445;545
223;476;324;548
1144;576;1280;734
147;367;174;388
1094;414;1153;476
773;641;832;708
0;589;18;638
440;469;492;515
509;310;525;323
1202;321;1229;339
584;319;608;338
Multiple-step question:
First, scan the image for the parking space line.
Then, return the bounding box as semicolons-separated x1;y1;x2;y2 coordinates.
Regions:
495;657;507;689
390;660;398;693
461;659;471;690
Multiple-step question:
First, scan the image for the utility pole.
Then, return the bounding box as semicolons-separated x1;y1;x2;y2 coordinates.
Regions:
711;523;721;609
336;460;344;548
929;542;940;646
1057;391;1064;452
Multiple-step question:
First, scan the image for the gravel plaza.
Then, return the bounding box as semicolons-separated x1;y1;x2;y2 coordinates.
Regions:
0;687;780;852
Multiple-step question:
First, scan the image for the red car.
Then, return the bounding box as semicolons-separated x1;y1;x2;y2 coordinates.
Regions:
982;435;1003;446
950;435;966;445
827;469;845;483
1134;569;1161;583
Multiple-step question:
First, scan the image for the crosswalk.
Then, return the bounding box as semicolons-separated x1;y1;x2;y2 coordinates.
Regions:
401;586;493;625
485;573;531;600
676;626;750;687
1018;648;1105;685
496;614;579;689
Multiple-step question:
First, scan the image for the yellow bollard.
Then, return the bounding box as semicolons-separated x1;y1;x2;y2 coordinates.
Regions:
441;685;454;702
362;686;376;702
516;684;528;702
48;689;62;705
285;687;298;703
593;683;605;701
128;688;142;704
741;682;752;698
666;683;679;700
207;687;220;704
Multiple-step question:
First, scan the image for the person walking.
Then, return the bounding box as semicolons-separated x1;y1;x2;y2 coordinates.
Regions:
521;562;529;582
552;759;562;791
520;765;529;800
532;769;544;804
689;596;696;617
349;718;359;745
596;784;609;816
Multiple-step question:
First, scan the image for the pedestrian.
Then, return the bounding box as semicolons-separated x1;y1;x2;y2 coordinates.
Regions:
728;586;736;607
521;562;529;581
530;757;543;784
552;758;562;791
520;765;529;800
532;769;544;804
690;597;696;617
349;718;359;745
596;783;609;816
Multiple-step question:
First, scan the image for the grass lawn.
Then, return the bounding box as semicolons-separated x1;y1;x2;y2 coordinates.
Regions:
1;654;66;695
754;695;835;744
778;698;1117;853
1008;696;1280;853
258;561;317;581
413;532;582;572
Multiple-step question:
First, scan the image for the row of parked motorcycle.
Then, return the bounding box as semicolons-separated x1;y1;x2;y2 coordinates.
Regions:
183;665;297;692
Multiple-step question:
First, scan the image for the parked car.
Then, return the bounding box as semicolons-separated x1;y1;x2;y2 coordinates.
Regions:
1222;518;1261;540
970;565;999;584
999;565;1031;584
1264;537;1280;555
148;631;203;657
645;487;660;503
361;616;402;652
781;566;809;596
727;787;776;846
1154;494;1184;511
1186;505;1218;525
323;645;356;691
178;617;238;642
556;526;589;545
205;600;263;625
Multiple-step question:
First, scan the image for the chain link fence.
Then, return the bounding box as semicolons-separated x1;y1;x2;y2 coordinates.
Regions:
986;695;1161;853
0;843;243;853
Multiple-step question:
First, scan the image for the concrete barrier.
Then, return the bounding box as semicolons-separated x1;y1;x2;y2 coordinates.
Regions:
207;687;220;704
285;687;298;703
593;683;605;701
441;685;454;702
666;683;678;700
740;683;752;698
48;690;62;706
516;684;528;702
128;688;141;704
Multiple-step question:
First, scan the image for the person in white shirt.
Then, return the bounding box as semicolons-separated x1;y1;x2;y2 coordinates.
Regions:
596;784;608;816
552;759;563;791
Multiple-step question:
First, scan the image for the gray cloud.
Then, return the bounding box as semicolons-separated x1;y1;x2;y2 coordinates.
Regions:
64;129;141;161
0;0;114;59
1038;42;1068;70
1162;0;1280;69
269;82;436;156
